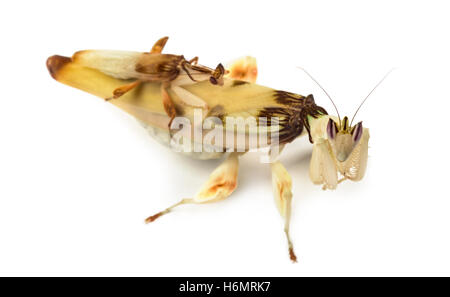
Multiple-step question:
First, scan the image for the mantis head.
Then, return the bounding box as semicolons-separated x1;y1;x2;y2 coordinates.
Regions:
326;116;363;162
309;115;369;190
301;67;392;190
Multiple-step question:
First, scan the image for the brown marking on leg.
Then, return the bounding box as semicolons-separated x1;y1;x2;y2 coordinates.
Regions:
105;80;141;101
161;83;177;129
145;211;165;223
289;246;298;263
271;161;298;263
285;227;298;263
150;36;169;54
200;180;237;199
145;154;239;224
145;198;193;224
194;153;239;203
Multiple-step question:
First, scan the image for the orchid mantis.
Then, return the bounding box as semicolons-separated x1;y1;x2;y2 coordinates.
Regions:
46;37;377;262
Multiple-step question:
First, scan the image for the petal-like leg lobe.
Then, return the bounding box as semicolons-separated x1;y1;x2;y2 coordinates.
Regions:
271;161;297;262
145;153;240;223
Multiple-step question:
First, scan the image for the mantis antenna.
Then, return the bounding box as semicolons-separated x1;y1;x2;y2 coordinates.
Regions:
297;67;341;123
350;68;395;126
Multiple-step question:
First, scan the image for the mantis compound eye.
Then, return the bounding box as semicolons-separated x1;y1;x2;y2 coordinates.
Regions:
351;121;363;144
326;118;338;140
215;63;225;76
209;63;225;86
209;76;218;85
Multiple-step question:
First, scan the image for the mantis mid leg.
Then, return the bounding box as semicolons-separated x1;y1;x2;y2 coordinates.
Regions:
160;82;177;129
188;56;198;65
105;80;142;101
145;152;240;223
271;161;297;262
106;36;170;101
162;81;210;131
150;36;169;54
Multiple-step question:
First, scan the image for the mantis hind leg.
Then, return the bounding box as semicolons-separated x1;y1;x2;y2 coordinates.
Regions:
145;152;240;223
150;36;169;54
105;80;142;101
271;161;297;262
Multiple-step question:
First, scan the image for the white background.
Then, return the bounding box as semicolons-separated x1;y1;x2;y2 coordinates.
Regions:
1;0;449;276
